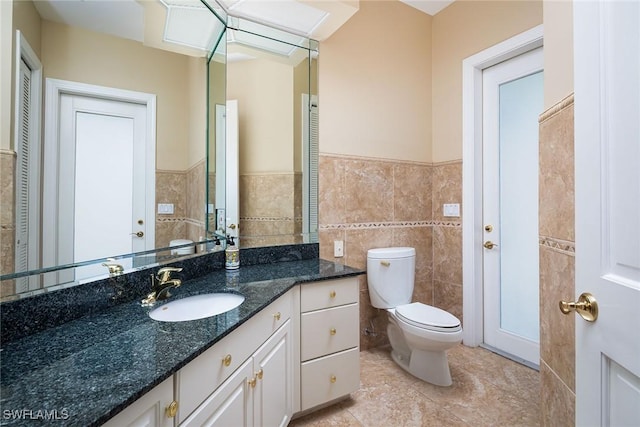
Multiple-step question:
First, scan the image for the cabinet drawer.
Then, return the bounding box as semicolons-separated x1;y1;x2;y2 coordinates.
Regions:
300;347;360;411
177;290;292;422
300;303;359;362
300;278;358;312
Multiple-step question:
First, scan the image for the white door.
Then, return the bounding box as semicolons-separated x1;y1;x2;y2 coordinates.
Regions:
43;80;156;283
482;47;543;366
574;1;640;425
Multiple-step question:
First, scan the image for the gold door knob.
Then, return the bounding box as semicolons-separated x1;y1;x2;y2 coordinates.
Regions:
222;354;232;366
273;312;281;321
329;291;336;298
165;400;179;418
330;328;337;336
559;292;598;322
248;377;257;388
256;369;263;380
483;240;498;249
330;375;337;384
131;231;144;238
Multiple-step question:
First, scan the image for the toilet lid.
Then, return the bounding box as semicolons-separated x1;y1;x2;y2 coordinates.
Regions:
395;302;461;331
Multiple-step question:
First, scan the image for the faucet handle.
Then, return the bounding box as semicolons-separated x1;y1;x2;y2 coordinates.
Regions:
157;266;183;281
102;262;124;276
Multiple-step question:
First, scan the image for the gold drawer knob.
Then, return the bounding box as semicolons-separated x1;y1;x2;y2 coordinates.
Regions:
256;368;263;380
222;354;232;367
330;375;337;384
248;377;257;388
329;290;336;298
165;400;179;418
330;328;337;336
273;312;281;321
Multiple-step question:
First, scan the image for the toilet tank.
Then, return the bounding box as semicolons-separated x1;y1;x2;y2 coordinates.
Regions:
367;247;416;309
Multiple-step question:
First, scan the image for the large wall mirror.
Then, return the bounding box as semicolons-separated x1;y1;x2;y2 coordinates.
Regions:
0;0;318;301
207;13;319;249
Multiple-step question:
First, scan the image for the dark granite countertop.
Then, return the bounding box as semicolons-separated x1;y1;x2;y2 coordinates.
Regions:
0;259;363;426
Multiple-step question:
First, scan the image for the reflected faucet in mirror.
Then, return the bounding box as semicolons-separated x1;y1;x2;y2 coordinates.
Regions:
141;267;183;307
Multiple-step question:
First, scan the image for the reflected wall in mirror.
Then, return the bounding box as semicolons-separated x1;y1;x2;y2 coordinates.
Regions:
221;17;319;248
0;0;225;300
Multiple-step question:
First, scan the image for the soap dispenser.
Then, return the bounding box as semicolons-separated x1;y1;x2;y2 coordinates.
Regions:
225;235;239;270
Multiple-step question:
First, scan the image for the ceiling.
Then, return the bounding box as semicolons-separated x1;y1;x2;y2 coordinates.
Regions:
32;0;455;53
399;0;454;16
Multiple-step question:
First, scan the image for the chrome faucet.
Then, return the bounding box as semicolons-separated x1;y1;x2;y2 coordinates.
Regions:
141;267;183;306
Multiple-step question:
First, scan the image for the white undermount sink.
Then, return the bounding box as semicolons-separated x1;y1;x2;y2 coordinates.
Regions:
149;293;245;322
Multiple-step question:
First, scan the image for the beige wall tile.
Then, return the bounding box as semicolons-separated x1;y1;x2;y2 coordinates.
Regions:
345;228;395;270
393;163;432;222
156;171;187;217
240;174;295;218
539;245;575;391
432;161;462;222
359;288;389;350
393;226;433;304
539;101;574;241
540;361;575;427
344;159;394;224
319;155;346;225
1;151;15;227
186;161;205;222
433;226;462;284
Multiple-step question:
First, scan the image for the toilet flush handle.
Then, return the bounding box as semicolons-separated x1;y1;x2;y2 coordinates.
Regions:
380;260;390;267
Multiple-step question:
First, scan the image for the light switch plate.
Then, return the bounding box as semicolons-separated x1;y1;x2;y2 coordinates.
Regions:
334;240;344;258
443;203;460;217
158;203;174;214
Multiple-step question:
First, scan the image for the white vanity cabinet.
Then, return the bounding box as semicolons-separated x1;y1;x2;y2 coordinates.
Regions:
177;290;294;426
299;278;360;411
102;377;175;427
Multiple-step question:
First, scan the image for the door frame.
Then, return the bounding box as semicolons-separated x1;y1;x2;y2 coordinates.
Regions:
461;25;543;346
42;79;156;274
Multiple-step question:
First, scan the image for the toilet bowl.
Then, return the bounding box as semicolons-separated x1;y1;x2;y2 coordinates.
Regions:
169;239;195;256
367;247;462;386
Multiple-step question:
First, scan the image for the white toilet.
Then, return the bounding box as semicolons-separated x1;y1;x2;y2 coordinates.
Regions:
367;247;462;386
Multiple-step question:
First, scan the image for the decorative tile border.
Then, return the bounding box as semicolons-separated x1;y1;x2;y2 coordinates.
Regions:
539;235;575;256
156;217;205;228
241;217;303;222
539;93;574;124
320;220;461;230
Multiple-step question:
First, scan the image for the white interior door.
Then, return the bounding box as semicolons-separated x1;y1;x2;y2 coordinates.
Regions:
574;1;640;424
43;80;156;284
482;47;543;366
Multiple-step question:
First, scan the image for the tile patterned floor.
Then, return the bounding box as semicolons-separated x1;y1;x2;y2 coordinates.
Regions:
290;345;540;427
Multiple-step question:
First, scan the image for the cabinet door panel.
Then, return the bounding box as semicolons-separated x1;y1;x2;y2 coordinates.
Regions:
300;278;358;312
254;320;293;427
180;359;253;427
102;377;173;427
300;347;360;411
178;291;292;421
300;303;359;362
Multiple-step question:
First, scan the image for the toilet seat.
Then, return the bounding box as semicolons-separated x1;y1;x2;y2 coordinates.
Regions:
395;302;461;333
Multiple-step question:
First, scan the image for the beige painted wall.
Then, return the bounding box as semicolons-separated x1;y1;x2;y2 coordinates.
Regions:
228;58;294;174
543;0;573;108
0;1;13;151
187;56;207;167
319;0;433;163
431;0;543;162
40;20;201;171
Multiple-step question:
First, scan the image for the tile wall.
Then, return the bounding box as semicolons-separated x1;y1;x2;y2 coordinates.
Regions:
318;154;462;350
239;173;302;248
155;159;206;249
538;94;575;425
0;150;16;297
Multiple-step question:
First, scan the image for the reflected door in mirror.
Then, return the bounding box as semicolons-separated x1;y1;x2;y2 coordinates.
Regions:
43;82;156;284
